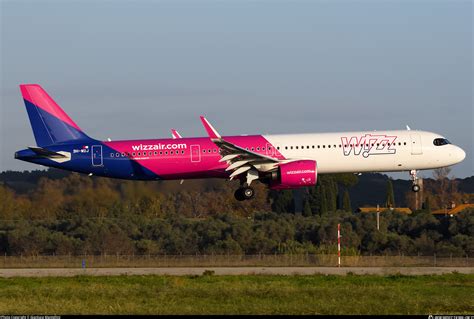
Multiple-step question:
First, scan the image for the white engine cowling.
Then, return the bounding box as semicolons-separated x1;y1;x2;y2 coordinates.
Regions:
270;160;317;190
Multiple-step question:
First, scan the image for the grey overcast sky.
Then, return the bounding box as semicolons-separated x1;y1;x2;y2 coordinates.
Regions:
1;0;472;178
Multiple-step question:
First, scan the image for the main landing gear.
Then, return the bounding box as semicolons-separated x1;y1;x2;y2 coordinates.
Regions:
410;169;420;192
234;169;259;201
234;186;255;201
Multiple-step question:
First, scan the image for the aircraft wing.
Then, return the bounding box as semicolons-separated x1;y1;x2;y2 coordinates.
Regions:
200;116;280;181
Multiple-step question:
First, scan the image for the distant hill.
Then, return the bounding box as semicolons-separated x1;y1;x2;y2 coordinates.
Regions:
459;176;474;193
0;169;71;194
349;173;474;208
348;174;411;208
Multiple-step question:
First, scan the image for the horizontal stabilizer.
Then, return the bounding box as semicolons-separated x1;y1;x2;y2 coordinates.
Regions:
28;146;67;158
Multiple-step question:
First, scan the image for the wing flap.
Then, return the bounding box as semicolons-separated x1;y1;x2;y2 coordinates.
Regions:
229;165;251;179
225;160;251;171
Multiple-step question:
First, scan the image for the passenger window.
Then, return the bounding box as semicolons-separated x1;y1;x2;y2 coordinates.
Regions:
132;152;136;157
111;153;114;157
296;146;299;149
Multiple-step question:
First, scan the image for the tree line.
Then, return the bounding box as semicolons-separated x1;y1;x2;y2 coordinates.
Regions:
0;169;472;256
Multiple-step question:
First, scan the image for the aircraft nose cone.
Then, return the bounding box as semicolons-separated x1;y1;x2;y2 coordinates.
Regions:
457;147;466;162
451;146;466;164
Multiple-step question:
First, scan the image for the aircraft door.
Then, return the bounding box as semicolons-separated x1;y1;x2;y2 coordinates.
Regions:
409;134;423;155
92;145;103;166
191;144;201;162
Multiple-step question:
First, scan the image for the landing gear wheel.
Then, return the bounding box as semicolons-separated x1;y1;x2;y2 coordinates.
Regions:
242;187;255;200
409;170;420;193
234;187;255;201
234;189;246;201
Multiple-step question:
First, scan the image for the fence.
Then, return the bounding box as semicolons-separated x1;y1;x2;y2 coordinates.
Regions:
1;254;472;268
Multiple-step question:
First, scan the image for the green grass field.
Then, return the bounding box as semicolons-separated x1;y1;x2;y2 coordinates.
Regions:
0;273;472;315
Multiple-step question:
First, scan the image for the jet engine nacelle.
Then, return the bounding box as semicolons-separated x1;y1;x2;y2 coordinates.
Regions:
269;160;317;190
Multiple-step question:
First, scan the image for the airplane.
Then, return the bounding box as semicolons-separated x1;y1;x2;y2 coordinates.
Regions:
15;84;466;201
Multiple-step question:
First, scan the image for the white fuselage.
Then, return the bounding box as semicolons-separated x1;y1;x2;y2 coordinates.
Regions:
264;130;465;174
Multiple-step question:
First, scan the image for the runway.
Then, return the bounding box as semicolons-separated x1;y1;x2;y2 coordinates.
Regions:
0;267;472;277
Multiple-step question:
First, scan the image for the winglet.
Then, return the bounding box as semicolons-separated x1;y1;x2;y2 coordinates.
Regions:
200;116;221;139
171;129;182;139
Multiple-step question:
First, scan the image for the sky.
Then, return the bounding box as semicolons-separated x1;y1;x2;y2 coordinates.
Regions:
1;0;472;179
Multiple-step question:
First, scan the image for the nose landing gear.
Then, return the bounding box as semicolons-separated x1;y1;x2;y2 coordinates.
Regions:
410;170;420;192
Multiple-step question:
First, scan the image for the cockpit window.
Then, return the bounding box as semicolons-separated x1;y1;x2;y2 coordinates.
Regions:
433;138;450;146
